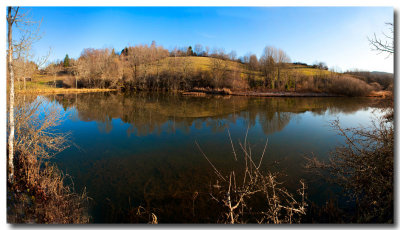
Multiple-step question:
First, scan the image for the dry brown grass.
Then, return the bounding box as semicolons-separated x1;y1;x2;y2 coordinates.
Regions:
190;87;232;95
326;75;373;96
367;90;392;98
8;164;91;224
7;96;90;223
17;87;117;95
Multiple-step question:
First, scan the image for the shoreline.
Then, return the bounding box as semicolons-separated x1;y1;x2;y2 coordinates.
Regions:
229;91;341;97
181;90;392;98
16;88;118;95
16;87;391;99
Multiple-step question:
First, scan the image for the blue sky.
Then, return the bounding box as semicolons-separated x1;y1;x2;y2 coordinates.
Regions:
27;7;393;73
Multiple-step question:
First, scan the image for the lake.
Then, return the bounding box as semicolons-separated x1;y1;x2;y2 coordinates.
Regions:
39;92;384;223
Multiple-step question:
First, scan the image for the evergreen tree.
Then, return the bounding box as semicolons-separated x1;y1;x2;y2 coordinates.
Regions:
121;47;129;56
187;46;194;56
64;54;70;68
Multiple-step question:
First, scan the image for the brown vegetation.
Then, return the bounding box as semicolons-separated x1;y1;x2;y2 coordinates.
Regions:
326;75;373;96
18;87;117;95
31;43;383;97
7;97;90;223
345;70;393;91
305;103;393;223
367;90;392;98
197;130;307;224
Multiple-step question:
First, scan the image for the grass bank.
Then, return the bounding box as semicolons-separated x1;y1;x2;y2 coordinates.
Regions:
181;87;390;98
17;87;117;95
15;75;117;95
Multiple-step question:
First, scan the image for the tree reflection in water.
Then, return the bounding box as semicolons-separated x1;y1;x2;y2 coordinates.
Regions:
46;92;380;136
41;92;382;223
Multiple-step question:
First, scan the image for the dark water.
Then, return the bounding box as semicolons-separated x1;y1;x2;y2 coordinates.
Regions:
39;92;383;223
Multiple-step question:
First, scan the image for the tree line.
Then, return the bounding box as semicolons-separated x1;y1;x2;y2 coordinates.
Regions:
38;41;389;96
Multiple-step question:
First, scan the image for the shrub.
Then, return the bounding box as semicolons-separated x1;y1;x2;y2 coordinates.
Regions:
7;96;90;223
369;82;382;91
305;107;393;223
327;75;373;96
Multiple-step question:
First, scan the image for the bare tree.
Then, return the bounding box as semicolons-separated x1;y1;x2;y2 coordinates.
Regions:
205;46;210;57
77;48;114;88
249;54;259;71
260;46;277;88
14;57;37;90
229;62;247;90
368;22;394;56
181;57;193;89
7;8;17;181
7;6;44;182
211;58;229;88
228;50;237;61
194;44;203;56
276;49;290;90
46;62;61;88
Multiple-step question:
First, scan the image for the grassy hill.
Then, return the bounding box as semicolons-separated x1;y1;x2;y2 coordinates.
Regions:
155;56;332;77
20;56;390;97
139;56;337;90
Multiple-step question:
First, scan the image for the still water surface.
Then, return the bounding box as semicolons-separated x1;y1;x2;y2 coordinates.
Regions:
40;92;383;223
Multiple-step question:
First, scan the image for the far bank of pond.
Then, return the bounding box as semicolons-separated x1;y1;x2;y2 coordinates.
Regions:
18;86;391;99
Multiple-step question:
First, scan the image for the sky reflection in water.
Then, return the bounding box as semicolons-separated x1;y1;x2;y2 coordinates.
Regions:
38;92;383;222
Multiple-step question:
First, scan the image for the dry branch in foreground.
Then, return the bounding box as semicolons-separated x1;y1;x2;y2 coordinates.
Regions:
197;128;307;224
